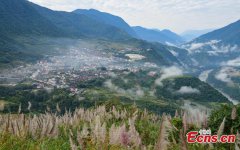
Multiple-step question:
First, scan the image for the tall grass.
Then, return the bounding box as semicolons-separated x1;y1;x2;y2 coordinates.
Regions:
0;104;238;150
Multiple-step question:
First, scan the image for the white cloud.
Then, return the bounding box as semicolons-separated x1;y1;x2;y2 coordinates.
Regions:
215;67;233;84
104;79;126;94
108;72;117;78
29;0;240;33
104;79;145;98
184;41;239;55
223;57;240;67
155;66;183;86
190;58;199;66
210;44;239;55
169;50;179;57
188;43;205;51
185;40;220;53
181;101;210;127
136;87;145;97
176;86;200;94
199;69;213;82
217;90;239;105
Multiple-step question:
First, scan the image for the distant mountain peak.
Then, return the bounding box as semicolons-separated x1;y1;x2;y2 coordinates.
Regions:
132;26;185;45
161;29;172;32
74;9;108;15
88;8;99;11
181;29;216;42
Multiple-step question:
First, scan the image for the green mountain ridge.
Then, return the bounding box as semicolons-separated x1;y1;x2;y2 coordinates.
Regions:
73;9;138;38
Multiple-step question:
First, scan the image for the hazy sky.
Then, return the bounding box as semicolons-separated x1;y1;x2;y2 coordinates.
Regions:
29;0;240;34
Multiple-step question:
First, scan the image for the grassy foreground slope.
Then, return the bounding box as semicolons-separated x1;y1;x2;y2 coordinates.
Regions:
0;103;239;150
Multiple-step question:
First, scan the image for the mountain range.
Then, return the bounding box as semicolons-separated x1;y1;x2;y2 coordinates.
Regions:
181;19;240;67
0;0;134;43
0;0;183;68
73;9;186;45
132;26;185;45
